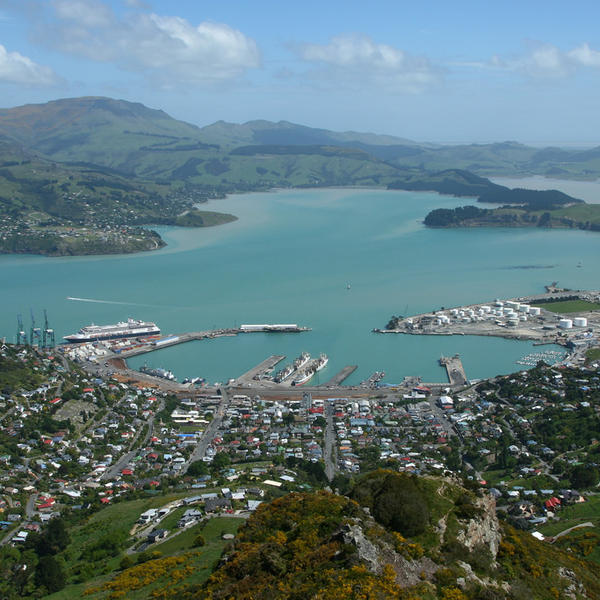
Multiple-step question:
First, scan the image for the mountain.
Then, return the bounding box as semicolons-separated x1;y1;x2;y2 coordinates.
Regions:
0;96;590;223
2;97;599;185
197;118;422;149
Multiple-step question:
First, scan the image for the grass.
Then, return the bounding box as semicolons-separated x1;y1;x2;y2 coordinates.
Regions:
46;513;245;600
532;299;600;314
586;348;600;363
152;516;244;556
538;496;600;537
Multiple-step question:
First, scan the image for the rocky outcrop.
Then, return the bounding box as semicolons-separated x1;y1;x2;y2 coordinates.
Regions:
456;493;501;558
338;521;438;588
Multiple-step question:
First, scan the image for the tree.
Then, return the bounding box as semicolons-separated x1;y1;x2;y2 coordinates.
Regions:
35;517;69;556
211;452;231;472
35;556;66;593
187;460;209;477
570;464;599;489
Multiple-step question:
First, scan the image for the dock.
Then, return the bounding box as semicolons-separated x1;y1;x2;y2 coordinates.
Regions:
235;355;286;384
440;354;468;385
324;365;357;386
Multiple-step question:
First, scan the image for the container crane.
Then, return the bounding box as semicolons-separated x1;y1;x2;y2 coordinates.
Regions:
16;314;27;345
29;309;42;347
42;309;55;348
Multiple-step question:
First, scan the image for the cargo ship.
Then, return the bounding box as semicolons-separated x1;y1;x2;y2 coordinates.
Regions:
63;318;160;343
140;365;176;381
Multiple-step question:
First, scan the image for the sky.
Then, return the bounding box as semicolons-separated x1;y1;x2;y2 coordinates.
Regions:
0;0;599;145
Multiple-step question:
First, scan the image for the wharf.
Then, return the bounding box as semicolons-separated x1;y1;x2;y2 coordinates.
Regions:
235;355;286;385
324;365;357;386
440;354;468;386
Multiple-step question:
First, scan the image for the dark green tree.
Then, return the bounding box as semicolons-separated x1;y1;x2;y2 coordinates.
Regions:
35;556;66;593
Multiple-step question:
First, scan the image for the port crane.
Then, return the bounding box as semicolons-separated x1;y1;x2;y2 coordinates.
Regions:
42;309;55;348
16;314;27;345
29;309;42;347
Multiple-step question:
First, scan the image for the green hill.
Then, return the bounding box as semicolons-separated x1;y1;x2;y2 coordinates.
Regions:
31;473;595;600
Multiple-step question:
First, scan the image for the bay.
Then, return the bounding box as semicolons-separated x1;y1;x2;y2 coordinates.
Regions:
1;187;597;385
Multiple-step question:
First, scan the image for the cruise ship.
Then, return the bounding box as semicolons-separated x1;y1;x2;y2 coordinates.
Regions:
63;318;160;343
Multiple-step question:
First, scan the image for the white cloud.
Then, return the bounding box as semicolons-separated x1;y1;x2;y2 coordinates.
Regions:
41;0;260;85
568;42;600;67
469;41;600;79
52;0;113;27
0;44;60;86
298;34;438;93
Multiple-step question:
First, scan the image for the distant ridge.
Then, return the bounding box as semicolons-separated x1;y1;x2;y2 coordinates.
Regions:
0;96;599;185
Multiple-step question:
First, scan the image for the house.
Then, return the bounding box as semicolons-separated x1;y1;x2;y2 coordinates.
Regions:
147;529;168;543
204;497;231;513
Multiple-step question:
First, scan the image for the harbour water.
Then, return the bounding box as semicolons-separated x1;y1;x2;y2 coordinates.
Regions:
1;187;598;385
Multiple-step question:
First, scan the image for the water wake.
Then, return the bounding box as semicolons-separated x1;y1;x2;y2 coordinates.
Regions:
66;297;156;307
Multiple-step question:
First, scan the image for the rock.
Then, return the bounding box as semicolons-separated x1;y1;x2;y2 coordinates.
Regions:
456;493;501;558
337;520;438;588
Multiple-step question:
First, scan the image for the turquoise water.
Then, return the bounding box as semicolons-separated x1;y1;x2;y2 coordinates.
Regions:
1;188;597;384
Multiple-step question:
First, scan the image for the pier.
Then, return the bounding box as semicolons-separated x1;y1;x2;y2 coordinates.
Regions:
235;355;286;385
324;365;357;386
440;354;468;386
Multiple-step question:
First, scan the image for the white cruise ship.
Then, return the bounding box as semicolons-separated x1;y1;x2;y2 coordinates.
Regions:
63;318;160;343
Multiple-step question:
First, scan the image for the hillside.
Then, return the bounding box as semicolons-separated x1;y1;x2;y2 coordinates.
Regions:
34;472;595;600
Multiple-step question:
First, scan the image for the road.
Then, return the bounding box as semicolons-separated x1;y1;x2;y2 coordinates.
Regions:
98;398;163;481
323;401;337;481
551;521;594;542
185;389;230;470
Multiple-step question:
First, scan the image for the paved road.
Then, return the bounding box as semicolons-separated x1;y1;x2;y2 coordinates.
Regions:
551;521;594;542
323;401;337;481
185;389;230;470
25;493;37;519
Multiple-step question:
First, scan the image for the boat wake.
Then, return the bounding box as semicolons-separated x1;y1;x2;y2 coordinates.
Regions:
66;297;157;307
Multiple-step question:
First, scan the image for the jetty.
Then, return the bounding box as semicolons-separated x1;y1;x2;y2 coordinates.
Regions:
325;365;357;386
235;355;286;385
439;354;468;385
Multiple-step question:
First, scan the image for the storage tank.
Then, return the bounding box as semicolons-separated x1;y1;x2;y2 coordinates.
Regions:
529;306;541;316
573;317;588;327
519;304;530;313
559;319;573;329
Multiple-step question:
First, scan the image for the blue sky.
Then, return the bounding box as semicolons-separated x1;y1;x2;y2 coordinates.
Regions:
0;0;599;144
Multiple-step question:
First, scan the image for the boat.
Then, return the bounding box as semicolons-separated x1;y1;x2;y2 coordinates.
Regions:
274;364;295;383
315;354;329;371
293;352;311;370
291;370;313;386
140;365;176;381
63;318;160;343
